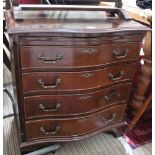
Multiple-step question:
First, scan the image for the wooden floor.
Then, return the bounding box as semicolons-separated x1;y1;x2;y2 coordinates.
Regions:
3;65;152;155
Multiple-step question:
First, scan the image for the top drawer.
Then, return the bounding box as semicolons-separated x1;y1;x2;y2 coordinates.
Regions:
20;33;143;46
20;42;141;71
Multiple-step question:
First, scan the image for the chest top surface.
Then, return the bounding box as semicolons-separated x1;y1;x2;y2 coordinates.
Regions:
5;5;150;35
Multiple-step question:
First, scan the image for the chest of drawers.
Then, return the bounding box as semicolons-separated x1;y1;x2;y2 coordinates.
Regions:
5;5;149;153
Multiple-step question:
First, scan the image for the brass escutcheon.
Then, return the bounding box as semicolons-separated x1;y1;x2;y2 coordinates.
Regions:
81;73;94;78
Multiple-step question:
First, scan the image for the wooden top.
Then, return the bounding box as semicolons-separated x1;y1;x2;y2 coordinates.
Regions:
5;5;150;35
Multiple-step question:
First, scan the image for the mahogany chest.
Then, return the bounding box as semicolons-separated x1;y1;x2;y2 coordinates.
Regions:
5;5;149;153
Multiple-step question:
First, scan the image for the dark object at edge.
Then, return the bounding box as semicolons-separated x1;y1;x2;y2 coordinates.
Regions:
136;0;152;9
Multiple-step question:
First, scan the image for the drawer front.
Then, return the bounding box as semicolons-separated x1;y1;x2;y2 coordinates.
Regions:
25;104;126;140
24;84;131;119
21;43;140;70
22;63;135;94
20;33;143;46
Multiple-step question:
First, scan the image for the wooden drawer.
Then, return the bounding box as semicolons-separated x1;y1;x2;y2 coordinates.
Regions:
22;63;135;94
20;33;143;46
21;42;141;71
24;83;131;119
25;104;126;140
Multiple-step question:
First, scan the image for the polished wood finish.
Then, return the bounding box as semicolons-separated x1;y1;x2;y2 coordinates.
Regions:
25;104;126;140
21;43;141;70
5;7;149;35
5;6;150;153
21;122;125;152
128;16;152;134
131;22;152;111
24;84;131;119
19;33;143;45
22;63;134;93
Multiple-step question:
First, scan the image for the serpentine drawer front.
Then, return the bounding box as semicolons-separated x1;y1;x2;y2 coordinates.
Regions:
20;33;143;46
25;104;126;140
22;63;134;93
24;83;131;119
21;43;141;70
5;6;149;153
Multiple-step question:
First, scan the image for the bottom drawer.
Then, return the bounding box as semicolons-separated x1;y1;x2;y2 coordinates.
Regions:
25;104;126;140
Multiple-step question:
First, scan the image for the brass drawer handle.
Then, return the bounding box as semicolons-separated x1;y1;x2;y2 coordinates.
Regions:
38;78;61;89
82;48;97;54
113;49;129;59
38;54;63;64
81;73;94;78
101;113;116;124
38;103;61;112
79;95;92;100
105;92;120;100
108;71;124;81
40;126;60;135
